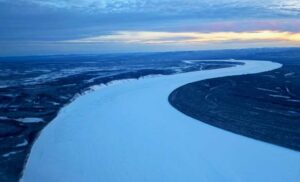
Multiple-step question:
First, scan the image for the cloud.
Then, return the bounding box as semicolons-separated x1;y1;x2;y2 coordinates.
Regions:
4;0;300;17
65;30;300;45
270;0;300;15
1;0;300;56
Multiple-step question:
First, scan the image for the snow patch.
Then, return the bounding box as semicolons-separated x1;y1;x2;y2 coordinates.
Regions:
16;139;28;147
16;118;44;123
285;72;295;77
269;94;291;99
288;99;300;103
256;87;279;93
183;60;194;64
2;151;21;158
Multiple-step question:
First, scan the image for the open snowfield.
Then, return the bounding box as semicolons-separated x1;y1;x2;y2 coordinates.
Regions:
22;60;300;182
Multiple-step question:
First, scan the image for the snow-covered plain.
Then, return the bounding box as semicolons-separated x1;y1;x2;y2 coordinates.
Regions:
22;60;300;182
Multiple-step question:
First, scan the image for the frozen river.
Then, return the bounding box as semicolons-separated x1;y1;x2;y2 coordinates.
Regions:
22;60;300;182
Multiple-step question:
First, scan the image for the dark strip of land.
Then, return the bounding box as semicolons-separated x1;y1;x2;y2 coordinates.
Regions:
169;65;300;151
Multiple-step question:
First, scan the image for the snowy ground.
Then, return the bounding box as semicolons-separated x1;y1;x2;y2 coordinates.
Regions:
22;60;300;182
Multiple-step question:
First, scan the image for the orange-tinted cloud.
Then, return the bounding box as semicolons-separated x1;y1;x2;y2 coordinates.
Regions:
67;30;300;45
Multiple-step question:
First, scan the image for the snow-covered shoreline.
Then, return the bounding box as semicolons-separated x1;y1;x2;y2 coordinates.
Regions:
22;60;300;182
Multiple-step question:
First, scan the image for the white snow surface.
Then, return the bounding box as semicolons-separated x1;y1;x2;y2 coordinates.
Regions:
22;60;300;182
16;117;44;123
16;139;29;147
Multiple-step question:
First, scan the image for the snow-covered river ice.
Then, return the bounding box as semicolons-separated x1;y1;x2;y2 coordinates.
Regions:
22;60;300;182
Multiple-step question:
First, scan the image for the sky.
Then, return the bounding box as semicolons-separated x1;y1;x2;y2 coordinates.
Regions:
0;0;300;56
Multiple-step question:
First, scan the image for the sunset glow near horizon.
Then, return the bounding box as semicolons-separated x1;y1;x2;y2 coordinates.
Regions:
1;0;300;56
67;30;300;44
